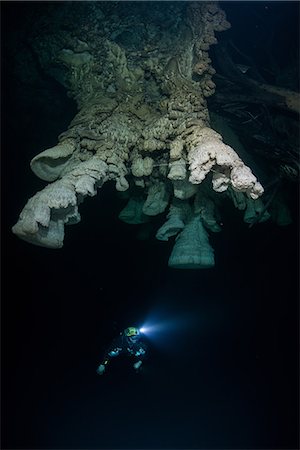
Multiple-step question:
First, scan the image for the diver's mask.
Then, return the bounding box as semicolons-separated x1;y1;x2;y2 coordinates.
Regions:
124;327;140;343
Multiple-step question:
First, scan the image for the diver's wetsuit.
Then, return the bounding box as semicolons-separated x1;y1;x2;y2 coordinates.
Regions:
101;333;147;366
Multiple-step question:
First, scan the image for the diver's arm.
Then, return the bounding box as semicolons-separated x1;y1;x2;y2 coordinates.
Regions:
96;336;123;375
133;342;147;371
96;360;108;375
137;342;147;359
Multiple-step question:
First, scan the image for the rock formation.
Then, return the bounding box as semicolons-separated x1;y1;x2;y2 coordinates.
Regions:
12;2;268;268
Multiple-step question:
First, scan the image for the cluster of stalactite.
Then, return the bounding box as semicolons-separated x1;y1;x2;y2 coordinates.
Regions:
13;1;282;269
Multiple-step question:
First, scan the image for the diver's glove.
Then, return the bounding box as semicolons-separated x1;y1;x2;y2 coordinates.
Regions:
133;360;143;371
96;364;106;375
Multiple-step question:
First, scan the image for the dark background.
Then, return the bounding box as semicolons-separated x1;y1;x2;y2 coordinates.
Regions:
1;2;299;449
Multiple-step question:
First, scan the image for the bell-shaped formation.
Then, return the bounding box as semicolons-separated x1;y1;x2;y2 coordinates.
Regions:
168;214;215;269
156;199;192;242
118;197;149;225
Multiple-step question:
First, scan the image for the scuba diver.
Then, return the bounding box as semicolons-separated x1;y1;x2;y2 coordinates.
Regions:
96;327;147;375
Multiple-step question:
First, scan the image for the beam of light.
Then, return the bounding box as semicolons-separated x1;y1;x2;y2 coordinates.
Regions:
138;308;200;354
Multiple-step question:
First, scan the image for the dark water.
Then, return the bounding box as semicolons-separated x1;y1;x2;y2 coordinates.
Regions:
2;2;299;449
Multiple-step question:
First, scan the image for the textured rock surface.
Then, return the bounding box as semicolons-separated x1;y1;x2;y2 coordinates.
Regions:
12;2;267;266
